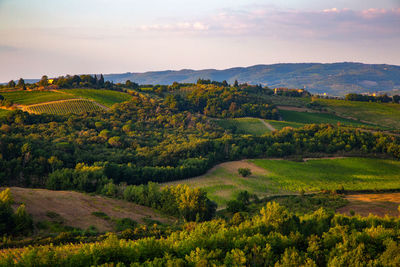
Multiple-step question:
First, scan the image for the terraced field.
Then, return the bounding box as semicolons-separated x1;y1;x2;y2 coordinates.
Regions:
317;98;400;129
279;109;373;127
60;89;132;107
0;90;75;105
26;99;104;114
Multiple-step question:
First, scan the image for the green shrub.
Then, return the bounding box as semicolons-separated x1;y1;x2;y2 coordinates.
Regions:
238;168;252;177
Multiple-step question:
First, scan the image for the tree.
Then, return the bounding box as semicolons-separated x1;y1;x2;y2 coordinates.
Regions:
238;167;251;177
39;75;49;87
7;80;16;88
99;74;105;88
234;80;239;87
17;78;25;88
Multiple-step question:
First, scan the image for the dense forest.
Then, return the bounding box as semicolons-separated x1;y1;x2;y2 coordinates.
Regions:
2;200;400;266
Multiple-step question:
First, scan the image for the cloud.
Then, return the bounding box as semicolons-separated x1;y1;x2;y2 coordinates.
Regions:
135;6;400;41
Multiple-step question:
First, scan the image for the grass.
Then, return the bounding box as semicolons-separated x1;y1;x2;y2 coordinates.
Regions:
266;120;305;130
258;95;312;107
164;161;286;207
215;117;271;135
316;98;400;129
279;109;373;127
250;158;400;192
26;99;103;115
61;89;132;107
0;90;75;105
165;158;400;207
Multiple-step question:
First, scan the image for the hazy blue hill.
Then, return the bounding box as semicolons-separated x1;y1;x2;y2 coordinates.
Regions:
104;62;400;95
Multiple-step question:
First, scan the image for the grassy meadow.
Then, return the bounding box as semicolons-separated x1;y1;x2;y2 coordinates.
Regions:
266;119;305;130
0;108;10;118
215;117;271;135
0;90;75;105
251;157;400;192
166;158;400;207
61;89;132;107
317;98;400;129
279;109;373;127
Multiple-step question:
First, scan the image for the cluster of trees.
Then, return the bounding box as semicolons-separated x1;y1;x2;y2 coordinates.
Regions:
120;183;216;221
185;84;279;119
274;88;311;97
345;93;400;103
0;188;33;236
3;202;400;266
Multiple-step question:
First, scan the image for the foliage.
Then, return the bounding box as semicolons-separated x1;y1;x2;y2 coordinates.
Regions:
0;188;33;236
122;183;216;222
2;203;400;266
238;167;251;177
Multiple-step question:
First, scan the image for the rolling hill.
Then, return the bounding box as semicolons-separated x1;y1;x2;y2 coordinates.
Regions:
104;62;400;95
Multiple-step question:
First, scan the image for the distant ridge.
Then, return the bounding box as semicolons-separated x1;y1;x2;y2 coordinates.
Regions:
104;62;400;95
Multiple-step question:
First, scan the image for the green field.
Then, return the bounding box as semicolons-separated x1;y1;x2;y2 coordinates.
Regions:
317;99;400;129
279;109;373;127
0;90;75;105
165;158;400;207
215;117;270;135
26;99;103;115
251;158;400;192
60;89;132;107
266;119;305;130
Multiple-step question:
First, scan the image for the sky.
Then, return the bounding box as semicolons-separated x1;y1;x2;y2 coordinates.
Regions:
0;0;399;82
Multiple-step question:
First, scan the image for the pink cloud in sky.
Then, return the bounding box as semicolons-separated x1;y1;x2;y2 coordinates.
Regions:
136;6;400;40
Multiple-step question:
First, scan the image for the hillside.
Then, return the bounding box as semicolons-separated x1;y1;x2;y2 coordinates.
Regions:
104;62;400;95
8;187;172;232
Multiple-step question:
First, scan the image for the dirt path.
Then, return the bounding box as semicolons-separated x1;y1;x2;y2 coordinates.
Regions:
259;118;276;131
7;187;173;232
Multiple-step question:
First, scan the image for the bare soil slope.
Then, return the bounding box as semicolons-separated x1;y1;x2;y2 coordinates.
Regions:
8;187;172;232
337;193;400;217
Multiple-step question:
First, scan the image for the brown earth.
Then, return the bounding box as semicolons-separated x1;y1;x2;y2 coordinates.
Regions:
337;193;400;217
277;105;312;112
7;187;173;232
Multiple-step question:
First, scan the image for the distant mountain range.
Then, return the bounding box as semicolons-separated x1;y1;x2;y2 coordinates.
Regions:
104;62;400;96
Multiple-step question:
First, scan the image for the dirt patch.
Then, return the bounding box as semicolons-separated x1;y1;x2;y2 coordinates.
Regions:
219;160;270;175
7;187;173;232
337;193;400;217
277;105;312;112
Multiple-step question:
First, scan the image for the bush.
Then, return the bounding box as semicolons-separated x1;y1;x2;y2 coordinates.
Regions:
238;168;252;177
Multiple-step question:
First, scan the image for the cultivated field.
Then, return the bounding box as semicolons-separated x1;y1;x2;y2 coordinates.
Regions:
166;157;400;206
215;117;271;135
0;90;75;105
317;98;400;129
60;89;132;107
25;99;104;114
279;109;373;127
8;187;171;232
251;157;400;192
